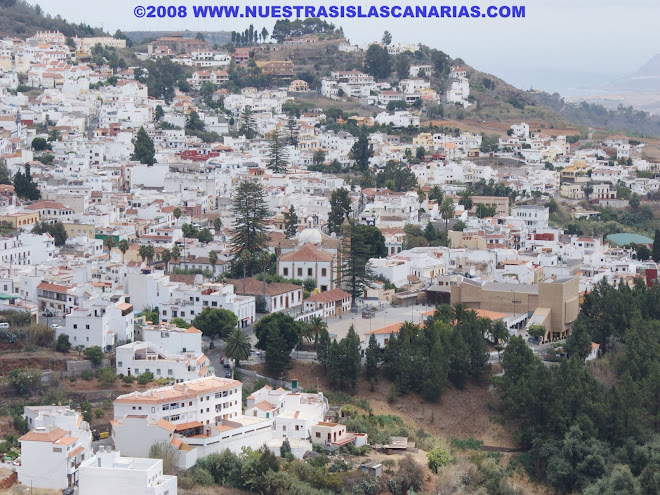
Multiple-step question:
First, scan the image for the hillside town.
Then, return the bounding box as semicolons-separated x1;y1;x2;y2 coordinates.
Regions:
0;22;659;495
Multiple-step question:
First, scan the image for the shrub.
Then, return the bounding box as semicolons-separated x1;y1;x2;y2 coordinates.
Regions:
96;368;117;386
83;346;104;365
55;334;71;354
191;467;214;485
80;370;94;380
122;374;135;384
7;368;42;396
427;447;452;473
137;371;154;385
94;408;104;418
24;324;54;347
83;410;92;423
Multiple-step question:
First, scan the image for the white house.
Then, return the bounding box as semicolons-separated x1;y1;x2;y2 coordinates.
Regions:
139;322;203;356
78;447;177;495
278;242;336;292
17;407;92;491
116;340;212;383
302;288;351;317
511;205;549;231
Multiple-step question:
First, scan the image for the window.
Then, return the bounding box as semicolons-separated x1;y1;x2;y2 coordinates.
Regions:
73;324;78;329
117;362;122;367
308;268;313;276
315;432;321;438
297;268;303;277
283;268;288;276
168;369;173;375
85;324;90;329
321;268;327;277
156;369;161;375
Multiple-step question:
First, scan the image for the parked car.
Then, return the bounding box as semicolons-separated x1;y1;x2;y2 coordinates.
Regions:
42;310;54;317
223;362;231;369
51;324;61;329
62;487;74;495
224;371;232;378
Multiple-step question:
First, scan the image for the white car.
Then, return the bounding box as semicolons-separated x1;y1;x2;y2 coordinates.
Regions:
51;324;61;329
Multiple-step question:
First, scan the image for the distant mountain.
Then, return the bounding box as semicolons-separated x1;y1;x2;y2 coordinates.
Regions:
634;54;660;77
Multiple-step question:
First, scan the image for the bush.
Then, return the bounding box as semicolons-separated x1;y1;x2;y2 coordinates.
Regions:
122;374;135;384
55;334;71;354
96;368;117;386
137;371;154;385
81;370;94;380
191;467;214;485
83;410;92;423
24;324;54;347
7;368;41;397
94;408;104;418
84;346;104;365
427;447;452;473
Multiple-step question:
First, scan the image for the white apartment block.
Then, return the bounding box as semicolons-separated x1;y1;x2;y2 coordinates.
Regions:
79;447;177;495
113;376;243;426
511;205;550;230
0;234;56;265
57;293;134;350
116;340;212;383
17;407;92;490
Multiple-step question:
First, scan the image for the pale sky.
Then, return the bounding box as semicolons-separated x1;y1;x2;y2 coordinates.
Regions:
28;0;660;95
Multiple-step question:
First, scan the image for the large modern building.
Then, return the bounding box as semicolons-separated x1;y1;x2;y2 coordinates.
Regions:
450;277;579;341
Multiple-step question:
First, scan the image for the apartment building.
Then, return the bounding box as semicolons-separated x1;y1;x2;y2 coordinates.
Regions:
113;376;243;426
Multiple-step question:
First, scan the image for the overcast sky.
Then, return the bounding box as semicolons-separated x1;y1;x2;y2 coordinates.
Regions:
28;0;660;95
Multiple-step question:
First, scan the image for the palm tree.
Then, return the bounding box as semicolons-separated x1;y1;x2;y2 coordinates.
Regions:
459;191;473;212
118;239;129;263
161;248;171;273
308;316;327;349
213;217;222;235
171;245;180;264
209;250;218;276
477;316;493;339
439;197;455;236
224;328;251;372
452;303;468;325
173;207;182;223
104;236;115;253
144;244;155;265
138;245;149;263
492;320;509;345
399;321;418;343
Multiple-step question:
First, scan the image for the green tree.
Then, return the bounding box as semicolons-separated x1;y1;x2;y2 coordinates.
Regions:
364;44;392;80
381;30;392;45
240;106;257;139
349;126;374;171
365;333;380;382
266;129;288;173
197;228;213;244
104;236;115;252
130;127;156;166
13;164;41;200
170;317;190;329
173;207;182;222
213;216;223;234
31;137;49;151
338;220;376;306
394;54;410;79
224;328;251;369
230;180;270;271
254;313;300;373
528;324;547;341
186;110;205;131
160;248;171;273
192;308;238;342
208;250;218;274
427;447;451;473
118;239;129;262
327;187;352;235
283;205;298;238
312;149;325;167
459;191;473;212
0;159;11;185
154;104;164;121
652;229;660;262
55;334;71;354
84;346;104;365
284;114;298;146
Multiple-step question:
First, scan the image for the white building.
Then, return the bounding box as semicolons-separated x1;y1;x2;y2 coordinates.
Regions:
113;376;243;426
78;447;177;495
116;340;213;383
511;205;549;231
278;242;336;292
139;322;203;356
57;293;134;351
17;407;92;490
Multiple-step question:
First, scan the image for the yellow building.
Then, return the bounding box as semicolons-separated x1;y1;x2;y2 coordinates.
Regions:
413;133;434;147
0;212;40;229
63;223;95;239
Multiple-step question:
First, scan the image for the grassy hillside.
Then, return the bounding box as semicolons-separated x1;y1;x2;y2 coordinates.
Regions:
0;0;104;38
